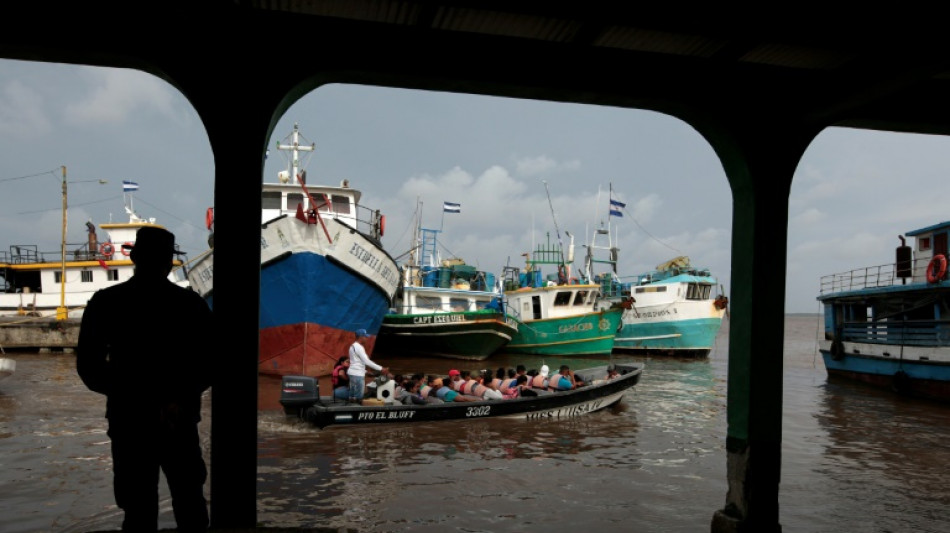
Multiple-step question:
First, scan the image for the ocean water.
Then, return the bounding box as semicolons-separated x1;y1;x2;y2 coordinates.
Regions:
1;315;948;532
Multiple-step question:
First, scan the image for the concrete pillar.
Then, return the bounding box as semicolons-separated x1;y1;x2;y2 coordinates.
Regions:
702;121;816;533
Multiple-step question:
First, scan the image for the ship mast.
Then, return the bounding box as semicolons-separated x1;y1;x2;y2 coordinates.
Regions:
276;122;315;185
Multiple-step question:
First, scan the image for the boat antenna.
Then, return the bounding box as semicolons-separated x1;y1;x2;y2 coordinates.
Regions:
542;180;567;269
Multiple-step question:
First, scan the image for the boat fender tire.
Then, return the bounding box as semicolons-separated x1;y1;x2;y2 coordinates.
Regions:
926;254;947;283
121;242;133;256
830;339;844;361
892;370;911;394
98;242;114;257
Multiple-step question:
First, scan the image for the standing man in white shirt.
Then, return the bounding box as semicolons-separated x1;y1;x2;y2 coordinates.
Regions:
347;329;388;403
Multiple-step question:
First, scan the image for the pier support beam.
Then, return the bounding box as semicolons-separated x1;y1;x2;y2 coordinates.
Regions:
702;120;816;533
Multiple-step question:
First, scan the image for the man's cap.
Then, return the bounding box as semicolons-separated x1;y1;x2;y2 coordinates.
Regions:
121;227;185;255
540;364;550;377
356;328;369;338
448;369;460;377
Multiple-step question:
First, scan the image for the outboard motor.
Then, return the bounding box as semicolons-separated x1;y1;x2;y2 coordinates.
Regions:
279;375;319;417
375;374;396;404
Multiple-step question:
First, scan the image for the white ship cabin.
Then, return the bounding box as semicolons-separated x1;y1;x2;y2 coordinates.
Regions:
903;221;950;283
395;286;500;314
506;284;601;322
261;175;360;229
395;264;500;315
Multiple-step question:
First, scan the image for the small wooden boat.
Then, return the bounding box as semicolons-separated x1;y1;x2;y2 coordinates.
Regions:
280;363;643;429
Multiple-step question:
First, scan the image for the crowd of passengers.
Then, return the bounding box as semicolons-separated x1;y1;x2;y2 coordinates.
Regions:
331;360;622;404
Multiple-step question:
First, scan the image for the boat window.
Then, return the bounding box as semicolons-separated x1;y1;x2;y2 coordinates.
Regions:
635;286;666;294
81;271;93;283
919;237;931;251
107;269;118;281
416;296;443;312
449;298;469;311
287;193;304;210
554;292;573;306
686;283;712;300
54;271;62;284
261;191;281;210
331;195;351;214
573;290;588;305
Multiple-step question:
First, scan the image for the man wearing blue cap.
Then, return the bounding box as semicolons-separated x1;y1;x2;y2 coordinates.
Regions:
347;328;388;403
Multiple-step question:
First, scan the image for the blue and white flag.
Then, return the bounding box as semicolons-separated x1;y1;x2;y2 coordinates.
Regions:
443;201;461;214
609;198;625;217
122;180;139;192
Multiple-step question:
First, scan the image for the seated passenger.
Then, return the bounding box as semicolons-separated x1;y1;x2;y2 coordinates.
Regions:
502;374;529;399
403;377;427;405
434;377;480;402
331;356;350;401
548;365;577;391
606;365;620;380
421;375;444;404
530;365;550;389
472;369;503;400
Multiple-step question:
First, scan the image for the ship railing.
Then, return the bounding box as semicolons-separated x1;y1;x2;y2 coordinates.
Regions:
819;257;937;295
1;242;133;265
840;318;950;347
352;204;385;241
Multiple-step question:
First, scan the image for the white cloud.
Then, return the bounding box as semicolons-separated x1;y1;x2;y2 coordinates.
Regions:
0;79;51;137
515;155;581;176
64;68;177;124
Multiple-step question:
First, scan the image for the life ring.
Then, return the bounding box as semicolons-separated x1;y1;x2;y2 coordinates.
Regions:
829;339;844;361
926;254;947;283
205;207;214;230
121;242;133;256
98;242;114;257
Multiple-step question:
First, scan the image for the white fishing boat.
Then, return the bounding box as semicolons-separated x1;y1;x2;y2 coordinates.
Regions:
587;187;727;357
0;184;189;320
186;123;399;378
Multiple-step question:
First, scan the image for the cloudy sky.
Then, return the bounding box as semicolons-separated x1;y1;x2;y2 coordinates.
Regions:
3;58;949;313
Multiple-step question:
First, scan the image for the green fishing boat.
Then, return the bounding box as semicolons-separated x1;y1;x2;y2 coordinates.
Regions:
501;233;622;356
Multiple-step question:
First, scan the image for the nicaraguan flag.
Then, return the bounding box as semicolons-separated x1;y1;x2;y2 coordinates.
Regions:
122;180;139;192
443;201;461;214
610;198;625;217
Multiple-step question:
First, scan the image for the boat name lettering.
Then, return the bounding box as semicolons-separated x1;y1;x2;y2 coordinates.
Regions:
413;314;466;324
355;410;417;421
284;382;305;388
558;322;593;333
525;400;603;419
348;242;400;286
632;310;674;318
195;264;213;283
466;406;491;417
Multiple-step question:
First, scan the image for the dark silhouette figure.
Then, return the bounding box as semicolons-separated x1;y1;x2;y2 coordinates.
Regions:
77;227;213;532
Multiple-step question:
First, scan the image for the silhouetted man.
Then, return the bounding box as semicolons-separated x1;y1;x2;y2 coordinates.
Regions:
77;226;213;532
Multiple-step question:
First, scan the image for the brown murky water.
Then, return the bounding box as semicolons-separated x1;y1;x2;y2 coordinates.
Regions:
2;316;949;532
